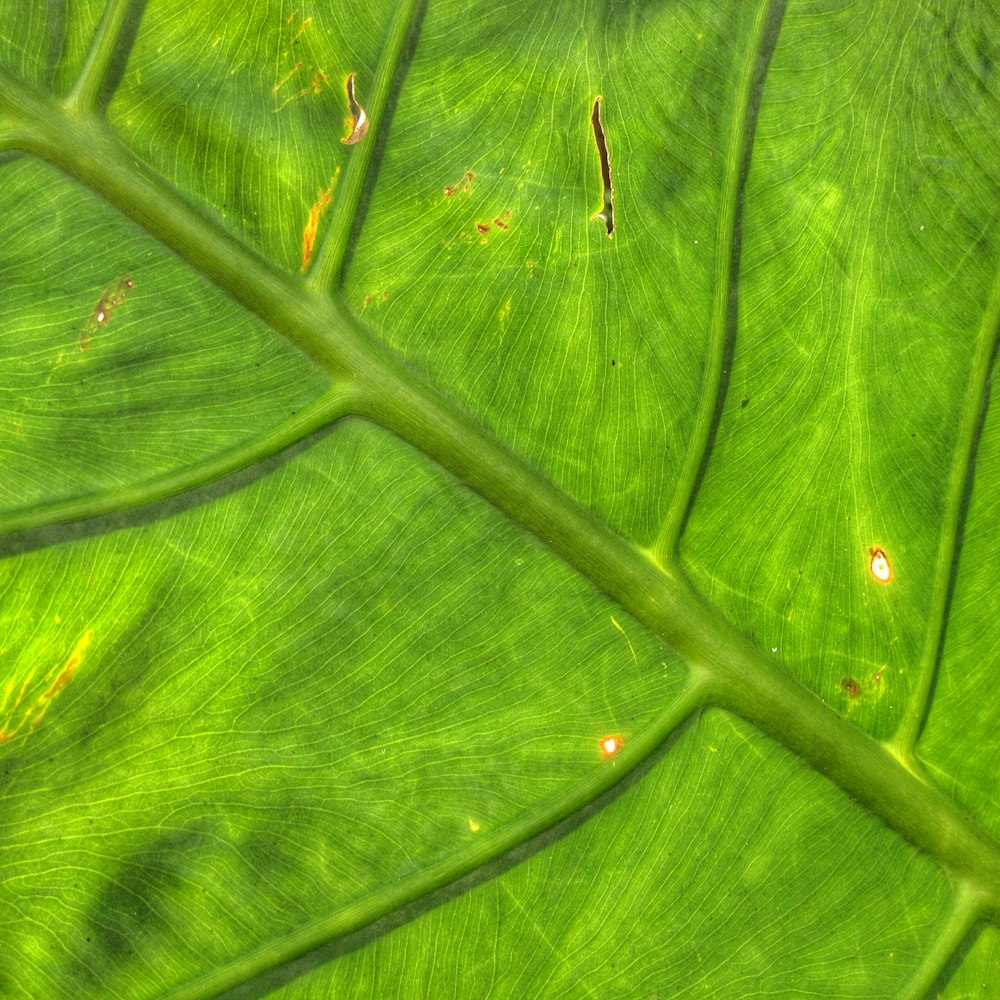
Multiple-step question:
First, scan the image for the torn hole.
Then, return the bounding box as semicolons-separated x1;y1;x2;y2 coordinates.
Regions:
590;96;614;238
341;73;368;145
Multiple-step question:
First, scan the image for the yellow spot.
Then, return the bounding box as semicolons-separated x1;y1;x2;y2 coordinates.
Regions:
599;734;623;759
468;818;480;832
869;547;892;583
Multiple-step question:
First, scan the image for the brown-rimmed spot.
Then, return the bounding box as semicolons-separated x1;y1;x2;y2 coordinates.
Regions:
840;677;862;699
869;547;892;584
341;73;368;145
590;96;614;238
475;222;490;235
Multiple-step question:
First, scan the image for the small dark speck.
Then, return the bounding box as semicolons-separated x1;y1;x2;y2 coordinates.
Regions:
610;359;616;366
740;398;749;409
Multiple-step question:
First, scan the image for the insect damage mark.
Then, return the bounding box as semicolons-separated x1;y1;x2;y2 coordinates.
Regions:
300;169;340;272
79;276;134;351
590;96;615;238
341;73;368;145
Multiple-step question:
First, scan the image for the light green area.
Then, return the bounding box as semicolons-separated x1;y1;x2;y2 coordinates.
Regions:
273;711;954;999
0;1;998;998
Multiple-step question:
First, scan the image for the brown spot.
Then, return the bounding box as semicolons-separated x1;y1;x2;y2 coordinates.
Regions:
840;677;862;699
493;217;509;230
475;222;490;235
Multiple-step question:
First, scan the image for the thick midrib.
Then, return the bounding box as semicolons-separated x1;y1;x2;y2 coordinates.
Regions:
2;61;1000;988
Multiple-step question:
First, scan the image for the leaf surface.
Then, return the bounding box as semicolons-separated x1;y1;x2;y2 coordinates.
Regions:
1;2;999;998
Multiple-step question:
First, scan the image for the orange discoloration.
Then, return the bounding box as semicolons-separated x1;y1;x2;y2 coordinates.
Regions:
290;14;313;44
599;734;623;759
43;659;77;700
273;17;327;112
362;289;389;310
300;170;339;272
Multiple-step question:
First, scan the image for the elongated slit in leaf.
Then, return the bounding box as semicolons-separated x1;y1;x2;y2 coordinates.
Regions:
341;73;369;145
590;96;614;237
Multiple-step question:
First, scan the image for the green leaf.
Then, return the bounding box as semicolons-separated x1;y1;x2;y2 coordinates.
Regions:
1;1;999;998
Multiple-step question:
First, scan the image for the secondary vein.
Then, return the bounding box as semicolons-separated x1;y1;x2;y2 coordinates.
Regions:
308;0;426;292
64;0;133;114
893;261;1000;764
651;0;783;567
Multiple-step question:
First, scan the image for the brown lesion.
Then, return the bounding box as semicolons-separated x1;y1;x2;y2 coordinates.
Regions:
443;171;474;197
590;96;614;238
840;677;862;699
79;276;134;351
